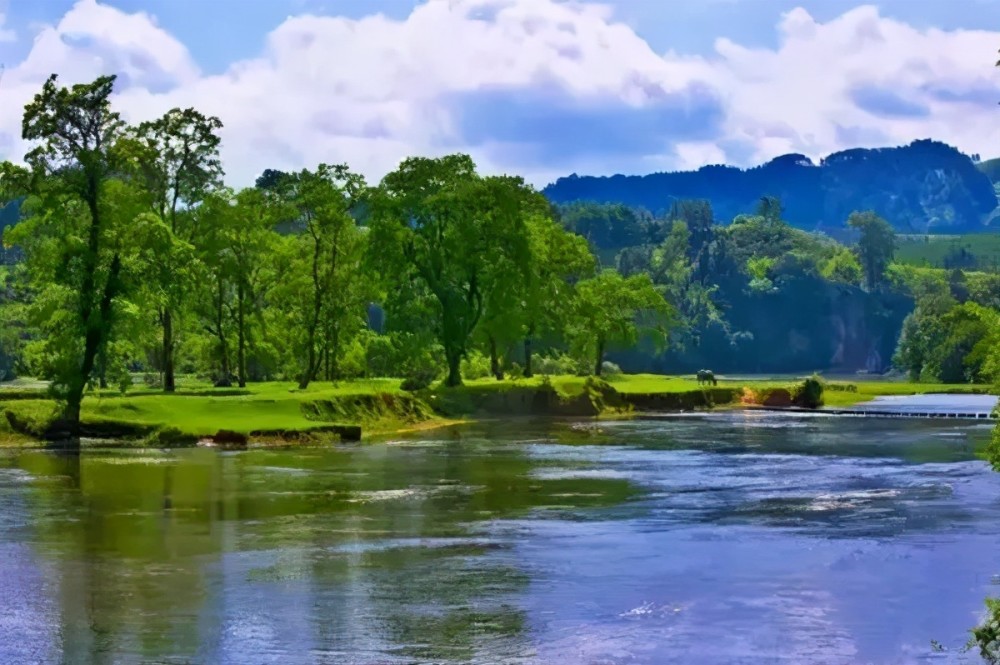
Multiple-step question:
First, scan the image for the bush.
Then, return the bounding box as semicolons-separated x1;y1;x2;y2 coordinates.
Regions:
535;353;577;376
364;333;399;378
793;374;824;408
398;343;442;391
337;337;367;379
401;367;438;392
600;361;623;378
461;351;492;380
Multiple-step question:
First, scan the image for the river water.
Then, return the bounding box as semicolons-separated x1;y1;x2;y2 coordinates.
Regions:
1;411;999;664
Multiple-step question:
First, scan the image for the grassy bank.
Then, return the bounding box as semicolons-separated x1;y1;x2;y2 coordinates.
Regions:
0;374;992;448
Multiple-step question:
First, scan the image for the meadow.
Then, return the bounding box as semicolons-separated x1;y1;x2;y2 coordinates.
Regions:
0;373;991;448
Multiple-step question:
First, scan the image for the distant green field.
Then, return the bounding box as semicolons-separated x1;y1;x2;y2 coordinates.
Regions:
895;233;1000;270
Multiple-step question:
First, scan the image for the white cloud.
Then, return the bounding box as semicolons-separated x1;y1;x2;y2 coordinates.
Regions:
1;0;999;188
674;141;728;170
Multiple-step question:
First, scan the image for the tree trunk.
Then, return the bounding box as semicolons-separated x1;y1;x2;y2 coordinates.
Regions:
162;309;175;393
298;332;317;390
594;338;605;377
98;344;108;389
237;284;247;388
445;347;462;387
300;225;323;391
329;325;340;382
219;341;230;384
523;326;534;378
323;339;330;381
63;255;122;442
215;274;229;383
489;336;504;380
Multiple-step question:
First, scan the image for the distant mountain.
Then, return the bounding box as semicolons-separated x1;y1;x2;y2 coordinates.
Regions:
976;156;1000;183
543;140;999;234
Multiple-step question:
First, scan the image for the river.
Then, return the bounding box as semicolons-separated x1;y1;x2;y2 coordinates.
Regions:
1;410;999;664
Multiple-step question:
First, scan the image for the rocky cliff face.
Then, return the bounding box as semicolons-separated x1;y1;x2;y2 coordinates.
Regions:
824;288;910;373
610;283;912;375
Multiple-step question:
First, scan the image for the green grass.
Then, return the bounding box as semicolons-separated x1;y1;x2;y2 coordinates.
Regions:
0;377;415;444
0;373;993;447
85;378;412;435
820;380;991;407
895;233;1000;270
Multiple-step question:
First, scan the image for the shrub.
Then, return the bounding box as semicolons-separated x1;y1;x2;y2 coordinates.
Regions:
401;368;437;392
400;347;442;391
461;351;492;380
535;353;577;376
600;361;623;378
337;337;367;379
793;374;824;408
364;333;400;378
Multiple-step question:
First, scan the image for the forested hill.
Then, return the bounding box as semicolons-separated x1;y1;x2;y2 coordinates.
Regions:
543;140;998;234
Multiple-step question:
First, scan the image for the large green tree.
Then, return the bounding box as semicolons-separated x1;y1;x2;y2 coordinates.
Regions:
271;164;368;389
848;210;896;292
190;188;282;386
12;74;132;434
519;212;595;377
569;269;675;376
474;198;593;380
124;107;223;391
369;155;534;386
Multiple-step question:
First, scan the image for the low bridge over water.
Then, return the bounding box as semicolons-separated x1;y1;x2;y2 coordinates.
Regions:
754;406;996;420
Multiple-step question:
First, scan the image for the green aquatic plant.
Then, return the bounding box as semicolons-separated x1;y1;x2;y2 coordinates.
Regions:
969;597;1000;663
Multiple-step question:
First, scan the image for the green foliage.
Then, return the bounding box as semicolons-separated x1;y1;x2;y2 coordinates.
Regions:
894;298;997;383
12;73;133;427
746;255;776;292
848;210;896;291
970;597;1000;664
369;154;548;386
461;351;493;381
556;201;648;250
820;247;862;285
569;269;675;376
792;375;824;408
534;353;582;376
269;164;369;388
3;72;999;436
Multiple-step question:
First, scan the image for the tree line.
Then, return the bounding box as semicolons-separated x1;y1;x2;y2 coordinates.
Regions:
0;74;673;433
3;73;1000;438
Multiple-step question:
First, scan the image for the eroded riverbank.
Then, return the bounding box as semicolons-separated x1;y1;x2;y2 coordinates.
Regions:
0;375;991;449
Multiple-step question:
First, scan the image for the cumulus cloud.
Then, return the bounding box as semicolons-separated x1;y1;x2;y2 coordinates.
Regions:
1;0;999;187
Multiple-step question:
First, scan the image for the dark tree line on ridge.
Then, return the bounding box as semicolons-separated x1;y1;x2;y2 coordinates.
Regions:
544;141;999;234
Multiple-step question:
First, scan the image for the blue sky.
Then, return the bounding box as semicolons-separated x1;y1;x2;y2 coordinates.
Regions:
5;0;999;71
0;0;998;186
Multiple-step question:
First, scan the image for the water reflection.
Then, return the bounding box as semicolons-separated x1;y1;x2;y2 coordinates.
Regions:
0;434;634;664
0;413;998;664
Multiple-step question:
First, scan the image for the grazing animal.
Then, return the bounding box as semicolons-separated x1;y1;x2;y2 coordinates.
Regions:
696;369;717;386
